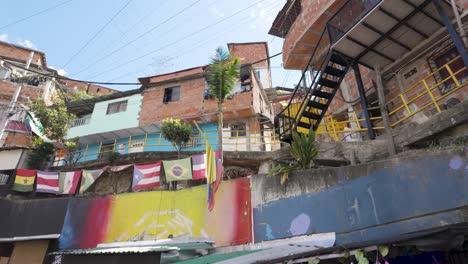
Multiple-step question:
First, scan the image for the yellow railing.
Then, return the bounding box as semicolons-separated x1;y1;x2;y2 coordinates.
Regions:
315;56;467;141
55;129;282;165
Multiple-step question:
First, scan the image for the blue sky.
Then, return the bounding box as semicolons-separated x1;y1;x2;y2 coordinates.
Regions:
1;0;301;91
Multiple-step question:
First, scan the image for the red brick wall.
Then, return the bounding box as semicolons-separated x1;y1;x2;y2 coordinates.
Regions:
4;132;31;147
0;81;44;102
60;79;116;96
0;42;46;67
228;43;269;68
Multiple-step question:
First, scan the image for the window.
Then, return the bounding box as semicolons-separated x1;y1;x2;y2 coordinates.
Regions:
231;122;246;137
429;46;468;94
106;100;128;115
163;86;180;103
99;143;115;160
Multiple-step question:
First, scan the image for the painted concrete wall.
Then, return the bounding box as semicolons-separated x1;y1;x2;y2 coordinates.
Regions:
67;94;143;138
72;123;218;163
252;148;468;245
59;178;252;249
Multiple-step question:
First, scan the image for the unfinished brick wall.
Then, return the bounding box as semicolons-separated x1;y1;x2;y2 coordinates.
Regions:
0;81;44;102
0;42;46;67
228;42;269;67
60;79;116;96
3;132;31;147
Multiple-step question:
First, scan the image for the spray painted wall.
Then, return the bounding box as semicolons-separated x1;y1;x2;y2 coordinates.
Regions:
59;177;251;249
253;150;468;244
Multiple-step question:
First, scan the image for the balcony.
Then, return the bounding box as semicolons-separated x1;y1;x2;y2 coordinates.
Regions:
70;116;90;128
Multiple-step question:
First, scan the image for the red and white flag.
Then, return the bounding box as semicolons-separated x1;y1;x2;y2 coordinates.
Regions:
192;154;206;180
132;162;161;191
36;171;59;194
59;171;81;194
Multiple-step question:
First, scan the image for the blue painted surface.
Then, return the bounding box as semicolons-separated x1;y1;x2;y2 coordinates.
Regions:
253;153;468;244
74;123;219;163
67;93;143;138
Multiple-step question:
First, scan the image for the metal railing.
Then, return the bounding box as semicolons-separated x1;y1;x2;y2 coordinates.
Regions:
70;116;91;127
314;56;467;141
327;0;383;45
54;128;282;165
276;26;332;140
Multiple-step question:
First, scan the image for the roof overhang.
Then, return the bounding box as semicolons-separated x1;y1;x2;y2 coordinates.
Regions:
332;0;456;69
73;124;160;145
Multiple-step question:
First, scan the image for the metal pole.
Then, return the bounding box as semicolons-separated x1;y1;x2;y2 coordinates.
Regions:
450;0;468;48
352;63;376;139
433;0;468;66
374;65;396;155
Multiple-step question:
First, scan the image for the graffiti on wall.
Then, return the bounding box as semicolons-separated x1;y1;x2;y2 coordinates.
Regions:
59;177;251;249
253;153;468;243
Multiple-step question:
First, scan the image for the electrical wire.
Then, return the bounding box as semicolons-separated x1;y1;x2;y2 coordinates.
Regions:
0;0;74;31
84;0;270;79
62;0;134;68
71;0;202;76
1;52;282;86
106;1;284;82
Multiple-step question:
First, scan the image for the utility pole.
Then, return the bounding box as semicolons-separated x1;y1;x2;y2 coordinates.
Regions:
0;52;34;147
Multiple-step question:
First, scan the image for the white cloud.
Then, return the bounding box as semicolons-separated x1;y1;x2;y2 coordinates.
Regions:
49;66;68;76
210;5;224;17
0;34;8;42
16;38;35;49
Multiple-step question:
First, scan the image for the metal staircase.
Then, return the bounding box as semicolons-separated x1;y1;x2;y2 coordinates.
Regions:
275;28;351;142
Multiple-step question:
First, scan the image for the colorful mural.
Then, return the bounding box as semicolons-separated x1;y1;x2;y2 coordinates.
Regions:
59;177;251;249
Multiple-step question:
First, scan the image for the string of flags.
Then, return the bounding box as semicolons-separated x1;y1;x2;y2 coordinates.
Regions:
5;122;222;210
8;153;222;196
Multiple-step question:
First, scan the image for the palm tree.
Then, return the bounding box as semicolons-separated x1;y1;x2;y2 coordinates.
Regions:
206;47;240;161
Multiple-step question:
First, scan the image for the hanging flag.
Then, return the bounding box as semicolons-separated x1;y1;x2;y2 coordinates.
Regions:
209;156;224;210
12;169;36;192
192;154;206;180
59;171;81;194
132;162;161;191
193;121;218;211
80;169;103;194
36;171;59;194
163;158;192;182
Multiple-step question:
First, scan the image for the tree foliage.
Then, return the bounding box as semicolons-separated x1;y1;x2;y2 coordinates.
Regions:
68;89;94;102
205;47;240;103
268;131;318;185
29;93;75;143
160;118;192;157
205;47;240;161
27;137;54;169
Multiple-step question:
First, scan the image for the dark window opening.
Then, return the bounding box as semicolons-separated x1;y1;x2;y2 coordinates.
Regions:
429;45;468;94
106;100;128;115
99;143;115;160
231;122;246;137
163;86;180;103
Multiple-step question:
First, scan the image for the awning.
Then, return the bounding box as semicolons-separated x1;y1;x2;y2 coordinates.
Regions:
0;148;24;170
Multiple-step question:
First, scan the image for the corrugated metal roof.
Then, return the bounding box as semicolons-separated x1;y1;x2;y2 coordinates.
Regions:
49;245;179;255
97;238;214;251
177;250;261;264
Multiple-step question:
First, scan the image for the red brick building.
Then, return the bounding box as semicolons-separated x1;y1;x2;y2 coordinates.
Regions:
270;0;467;142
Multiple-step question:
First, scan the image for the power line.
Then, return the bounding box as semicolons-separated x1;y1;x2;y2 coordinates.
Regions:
1;51;281;86
71;0;202;76
62;0;134;68
0;0;74;30
106;1;284;82
85;0;269;79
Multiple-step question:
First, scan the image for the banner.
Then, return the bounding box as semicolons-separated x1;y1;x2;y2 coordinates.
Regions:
192;154;206;180
59;171;81;194
132;162;161;191
80;169;103;194
12;169;36;192
163;158;192;182
36;171;59;194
